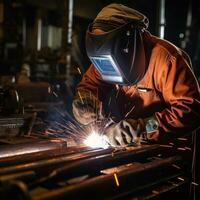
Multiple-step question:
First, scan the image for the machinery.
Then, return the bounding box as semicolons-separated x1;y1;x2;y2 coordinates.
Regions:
0;86;194;200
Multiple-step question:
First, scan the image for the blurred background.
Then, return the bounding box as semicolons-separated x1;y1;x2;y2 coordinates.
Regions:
0;0;199;113
0;1;199;199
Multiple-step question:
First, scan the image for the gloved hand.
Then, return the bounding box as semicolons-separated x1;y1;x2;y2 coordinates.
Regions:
104;117;160;147
103;119;145;147
72;91;103;125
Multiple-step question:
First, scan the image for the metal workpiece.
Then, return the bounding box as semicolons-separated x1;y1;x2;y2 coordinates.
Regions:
0;145;88;167
0;147;113;175
0;143;190;200
0;144;160;175
0;139;68;159
31;145;164;184
0;171;36;184
0;180;31;200
32;156;184;200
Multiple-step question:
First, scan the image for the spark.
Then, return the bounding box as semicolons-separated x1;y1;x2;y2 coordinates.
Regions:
184;147;191;151
168;180;178;187
177;137;188;141
177;147;186;151
53;91;58;97
124;105;135;118
177;177;184;181
172;164;181;169
160;145;173;148
115;90;120;99
191;182;199;186
77;91;84;104
83;131;109;149
114;173;120;187
108;97;112;106
77;67;82;75
41;105;113;147
152;190;159;194
48;86;51;93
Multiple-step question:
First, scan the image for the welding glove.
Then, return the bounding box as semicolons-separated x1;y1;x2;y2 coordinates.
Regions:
72;91;103;125
103;117;159;147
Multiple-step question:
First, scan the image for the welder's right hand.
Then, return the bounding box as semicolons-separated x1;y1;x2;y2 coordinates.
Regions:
72;91;103;125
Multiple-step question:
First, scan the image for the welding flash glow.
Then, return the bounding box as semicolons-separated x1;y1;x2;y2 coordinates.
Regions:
84;131;109;149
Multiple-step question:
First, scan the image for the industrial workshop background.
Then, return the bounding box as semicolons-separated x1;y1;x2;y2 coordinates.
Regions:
0;0;199;200
0;0;199;101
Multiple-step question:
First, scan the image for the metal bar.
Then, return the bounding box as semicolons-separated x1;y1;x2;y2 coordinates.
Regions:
158;0;166;38
37;19;42;51
0;140;67;159
32;156;182;200
32;145;165;185
0;148;113;175
136;176;189;199
0;171;36;184
67;0;73;44
0;146;88;167
0;180;30;200
0;145;160;176
22;19;26;48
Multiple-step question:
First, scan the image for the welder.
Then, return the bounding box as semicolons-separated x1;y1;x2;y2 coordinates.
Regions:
72;3;200;147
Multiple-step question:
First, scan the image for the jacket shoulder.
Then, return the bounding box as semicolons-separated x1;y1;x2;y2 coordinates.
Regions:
154;39;181;58
143;32;193;90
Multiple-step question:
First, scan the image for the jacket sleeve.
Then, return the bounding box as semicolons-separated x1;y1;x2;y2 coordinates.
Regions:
75;64;113;101
154;52;200;137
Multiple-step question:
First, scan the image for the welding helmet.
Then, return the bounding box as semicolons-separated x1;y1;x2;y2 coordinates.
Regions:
86;22;146;85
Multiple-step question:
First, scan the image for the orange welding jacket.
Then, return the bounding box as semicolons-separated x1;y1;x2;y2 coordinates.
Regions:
76;31;200;141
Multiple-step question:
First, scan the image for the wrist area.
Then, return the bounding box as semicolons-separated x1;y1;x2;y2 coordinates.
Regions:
142;116;160;142
143;116;159;133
